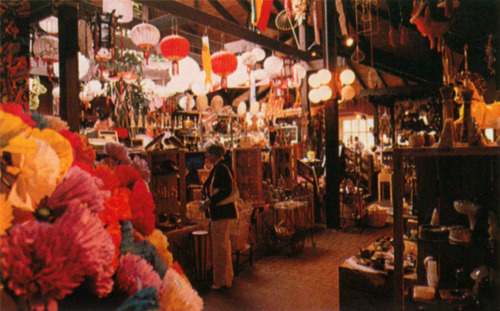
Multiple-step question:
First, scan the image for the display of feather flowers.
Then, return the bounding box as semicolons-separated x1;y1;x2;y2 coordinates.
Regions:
0;104;202;310
160;269;203;311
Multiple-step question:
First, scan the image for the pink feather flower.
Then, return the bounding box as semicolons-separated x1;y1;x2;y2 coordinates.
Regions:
115;253;162;297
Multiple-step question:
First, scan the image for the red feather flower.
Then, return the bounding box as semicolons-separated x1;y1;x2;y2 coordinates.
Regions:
129;180;156;236
116;165;143;189
93;165;121;192
99;188;132;227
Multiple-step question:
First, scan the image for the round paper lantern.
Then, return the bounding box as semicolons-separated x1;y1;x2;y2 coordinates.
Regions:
249;101;260;115
211;51;238;89
103;0;133;23
191;81;204;95
254;69;268;81
131;23;160;65
168;76;189;93
308;73;320;88
177;56;200;85
160;35;190;75
341;85;356;100
317;69;332;84
78;52;90;80
340;69;356;85
228;65;248;87
237;101;247;116
241;51;257;68
251;47;266;61
292;63;307;79
308;89;321;104
39;16;58;34
263;55;283;76
318;85;332;101
33;35;58;81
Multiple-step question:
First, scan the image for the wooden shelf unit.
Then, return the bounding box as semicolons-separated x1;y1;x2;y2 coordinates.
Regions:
392;146;500;310
233;147;263;203
271;145;297;191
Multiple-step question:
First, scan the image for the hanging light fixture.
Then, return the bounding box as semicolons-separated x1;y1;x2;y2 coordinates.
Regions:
159;34;190;75
33;35;58;81
130;22;160;65
39;16;58;34
91;11;117;62
211;50;238;89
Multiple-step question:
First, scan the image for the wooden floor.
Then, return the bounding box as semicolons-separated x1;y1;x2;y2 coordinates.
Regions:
200;222;393;311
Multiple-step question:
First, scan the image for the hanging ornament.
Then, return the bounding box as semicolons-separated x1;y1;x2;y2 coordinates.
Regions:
95;47;112;74
130;23;160;65
160;35;190;75
211;50;238;89
39;16;58;34
91;11;117;62
33;35;58;81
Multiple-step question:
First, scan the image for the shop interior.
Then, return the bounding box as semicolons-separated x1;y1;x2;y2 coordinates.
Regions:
1;0;499;310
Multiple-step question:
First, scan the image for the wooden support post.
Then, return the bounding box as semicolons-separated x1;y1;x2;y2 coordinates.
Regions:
58;4;80;132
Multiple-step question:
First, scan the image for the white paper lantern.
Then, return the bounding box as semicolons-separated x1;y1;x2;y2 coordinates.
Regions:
317;69;332;84
249;101;260;115
237;101;247;116
318;85;332;101
39;16;58;34
241;51;257;67
130;23;160;63
87;80;105;97
251;47;266;61
191;81;205;95
308;73;320;88
308;89;321;104
103;0;133;23
177;56;201;84
228;65;248;87
78;53;90;80
168;76;189;93
254;69;268;81
292;63;307;79
340;69;356;85
263;55;283;75
341;85;356;100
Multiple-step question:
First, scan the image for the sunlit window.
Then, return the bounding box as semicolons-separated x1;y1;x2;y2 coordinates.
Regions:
342;116;374;149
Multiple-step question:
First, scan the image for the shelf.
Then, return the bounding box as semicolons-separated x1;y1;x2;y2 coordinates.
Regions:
394;145;500;157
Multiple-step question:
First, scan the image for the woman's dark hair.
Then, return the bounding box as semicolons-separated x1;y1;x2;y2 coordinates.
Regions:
97;108;109;121
203;139;225;158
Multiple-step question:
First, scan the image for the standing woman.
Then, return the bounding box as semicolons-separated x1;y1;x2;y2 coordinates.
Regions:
200;139;237;290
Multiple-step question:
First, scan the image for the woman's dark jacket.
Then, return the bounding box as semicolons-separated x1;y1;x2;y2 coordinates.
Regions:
202;159;237;221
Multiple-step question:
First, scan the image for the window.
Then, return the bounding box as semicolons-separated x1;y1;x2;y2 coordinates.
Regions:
342;116;374;149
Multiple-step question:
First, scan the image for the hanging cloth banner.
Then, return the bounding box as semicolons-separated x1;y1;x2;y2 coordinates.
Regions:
201;36;213;91
253;0;273;32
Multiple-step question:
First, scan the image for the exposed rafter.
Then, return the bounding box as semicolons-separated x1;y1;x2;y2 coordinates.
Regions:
360;84;438;97
374;70;387;88
273;0;284;12
208;0;239;24
138;0;315;60
345;59;367;89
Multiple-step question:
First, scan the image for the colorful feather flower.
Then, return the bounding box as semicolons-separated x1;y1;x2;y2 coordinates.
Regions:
93;165;121;192
116;287;159;311
159;269;203;311
115;253;162;297
116;165;144;189
132;155;151;183
0;103;36;127
73;133;96;167
7;138;60;212
104;142;131;165
48;166;109;216
0;110;36;153
129;180;156;236
0;194;14;237
143;230;174;269
99;188;132;226
0;202;115;310
120;222;167;279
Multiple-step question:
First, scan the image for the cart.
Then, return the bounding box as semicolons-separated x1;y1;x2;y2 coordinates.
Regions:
262;200;308;256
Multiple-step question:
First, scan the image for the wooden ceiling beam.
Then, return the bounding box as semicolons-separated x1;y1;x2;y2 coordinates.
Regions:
208;0;239;24
273;0;284;12
360;84;438;97
375;70;387;88
138;0;315;60
345;59;367;89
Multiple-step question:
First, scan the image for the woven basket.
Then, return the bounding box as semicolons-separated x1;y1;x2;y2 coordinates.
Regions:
230;199;253;250
367;208;387;228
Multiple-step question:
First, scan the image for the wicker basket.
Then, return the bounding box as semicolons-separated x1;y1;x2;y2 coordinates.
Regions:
230;199;253;251
367;204;387;228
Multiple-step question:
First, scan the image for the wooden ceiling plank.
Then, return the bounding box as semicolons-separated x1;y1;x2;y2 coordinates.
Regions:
236;0;252;13
360;84;438;97
375;70;388;88
138;0;314;60
208;0;239;24
273;0;284;12
345;59;367;89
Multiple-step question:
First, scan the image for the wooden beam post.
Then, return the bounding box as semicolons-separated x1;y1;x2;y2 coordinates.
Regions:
58;4;80;132
324;0;341;229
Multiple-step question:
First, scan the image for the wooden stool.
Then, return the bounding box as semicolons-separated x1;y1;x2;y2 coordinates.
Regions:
378;172;393;205
232;243;253;275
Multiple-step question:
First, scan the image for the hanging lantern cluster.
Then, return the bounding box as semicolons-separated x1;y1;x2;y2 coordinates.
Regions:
160;34;190;75
308;69;333;104
211;50;237;89
131;23;160;65
33;35;59;81
339;68;356;101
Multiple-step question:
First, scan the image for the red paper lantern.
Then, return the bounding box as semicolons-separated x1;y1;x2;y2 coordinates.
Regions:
211;51;238;89
159;35;190;75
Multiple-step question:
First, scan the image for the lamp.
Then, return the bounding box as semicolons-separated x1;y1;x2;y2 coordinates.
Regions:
340;69;356;85
39;16;58;34
159;34;190;75
91;11;117;61
131;23;160;65
33;35;58;81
